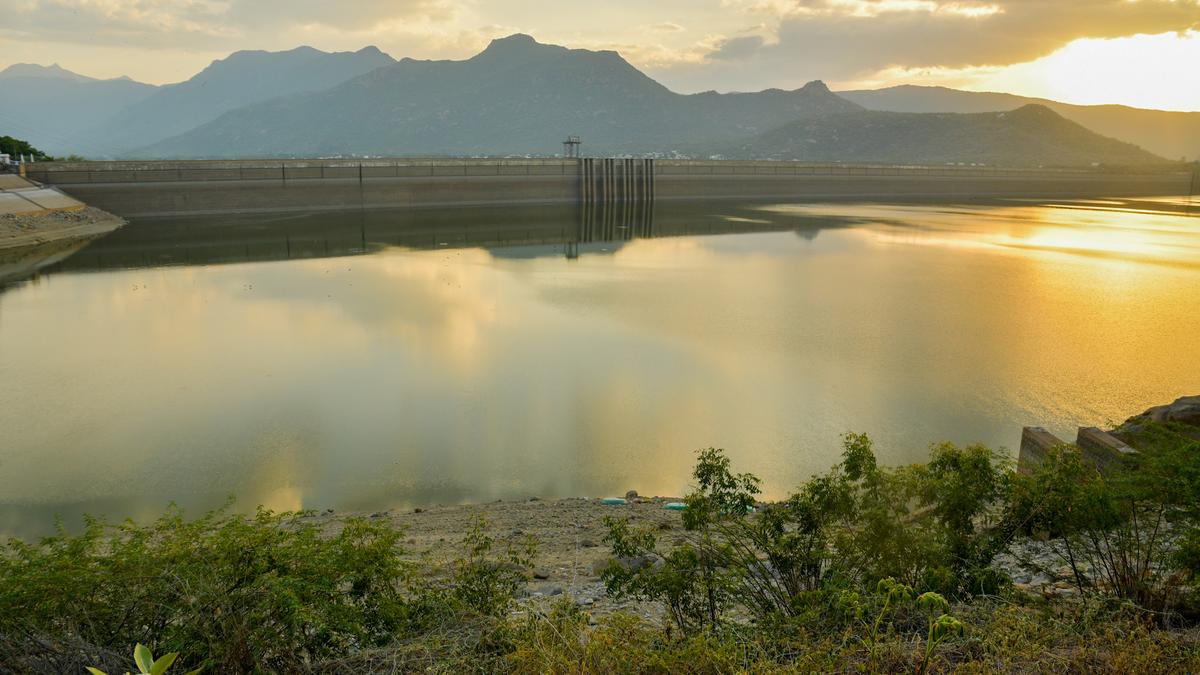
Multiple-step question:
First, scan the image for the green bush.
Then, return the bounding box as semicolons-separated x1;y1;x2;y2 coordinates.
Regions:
449;516;536;617
602;448;760;633
0;506;415;673
602;434;1013;636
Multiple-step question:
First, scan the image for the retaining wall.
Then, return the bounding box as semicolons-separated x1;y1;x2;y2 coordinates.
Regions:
25;158;1194;218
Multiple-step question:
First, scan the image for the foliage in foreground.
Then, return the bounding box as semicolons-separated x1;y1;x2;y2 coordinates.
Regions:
603;424;1200;638
2;425;1199;673
87;643;200;675
0;506;530;673
602;435;1014;634
499;597;1200;675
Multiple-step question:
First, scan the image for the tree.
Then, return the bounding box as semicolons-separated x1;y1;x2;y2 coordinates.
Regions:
0;135;52;160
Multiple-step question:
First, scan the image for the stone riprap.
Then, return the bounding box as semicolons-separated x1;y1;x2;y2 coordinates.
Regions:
0;174;124;252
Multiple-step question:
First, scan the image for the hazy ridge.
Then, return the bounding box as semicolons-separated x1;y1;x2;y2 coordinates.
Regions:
839;85;1200;162
65;46;395;157
711;104;1165;167
0;64;157;156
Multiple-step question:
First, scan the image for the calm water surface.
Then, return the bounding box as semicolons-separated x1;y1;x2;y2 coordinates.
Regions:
1;198;1198;536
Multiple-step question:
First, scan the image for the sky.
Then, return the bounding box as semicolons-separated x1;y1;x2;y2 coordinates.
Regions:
1;0;1199;111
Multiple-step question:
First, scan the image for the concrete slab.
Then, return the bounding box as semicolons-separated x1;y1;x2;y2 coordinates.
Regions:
1018;426;1067;473
0;192;45;215
1076;427;1137;471
18;188;84;211
0;175;35;190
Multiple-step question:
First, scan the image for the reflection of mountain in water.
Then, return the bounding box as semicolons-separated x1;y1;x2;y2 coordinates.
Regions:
18;201;843;282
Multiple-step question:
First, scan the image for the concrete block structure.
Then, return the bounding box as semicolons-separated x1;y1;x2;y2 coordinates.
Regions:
1076;427;1138;471
1018;427;1068;474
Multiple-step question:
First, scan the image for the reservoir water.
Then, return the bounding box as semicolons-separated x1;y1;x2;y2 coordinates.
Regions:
2;198;1198;536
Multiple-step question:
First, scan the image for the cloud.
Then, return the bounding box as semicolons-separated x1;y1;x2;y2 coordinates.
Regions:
226;0;456;31
712;0;1200;74
2;0;234;47
2;0;1198;105
708;34;767;60
647;22;686;33
2;0;459;50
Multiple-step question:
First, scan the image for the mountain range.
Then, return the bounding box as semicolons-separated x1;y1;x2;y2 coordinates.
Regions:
137;34;864;159
65;46;395;157
711;104;1163;166
838;85;1200;163
0;64;157;156
1;35;1194;166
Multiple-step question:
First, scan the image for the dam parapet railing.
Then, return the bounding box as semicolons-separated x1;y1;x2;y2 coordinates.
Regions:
24;157;1188;185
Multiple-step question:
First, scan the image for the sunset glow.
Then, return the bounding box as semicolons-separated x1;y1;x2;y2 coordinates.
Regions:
3;1;1198;112
977;30;1200;112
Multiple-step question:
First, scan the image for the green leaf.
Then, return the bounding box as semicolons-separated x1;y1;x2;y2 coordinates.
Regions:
150;652;179;675
917;591;949;613
180;668;205;675
931;613;964;640
85;668;108;675
134;644;154;673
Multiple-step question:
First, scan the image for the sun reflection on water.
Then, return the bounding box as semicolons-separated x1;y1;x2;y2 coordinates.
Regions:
1;199;1198;537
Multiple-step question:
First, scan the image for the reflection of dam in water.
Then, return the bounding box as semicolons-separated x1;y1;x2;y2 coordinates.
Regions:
16;194;1196;286
38;200;835;277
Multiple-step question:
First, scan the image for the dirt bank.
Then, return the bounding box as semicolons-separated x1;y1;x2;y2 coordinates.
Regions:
0;206;125;251
314;496;682;621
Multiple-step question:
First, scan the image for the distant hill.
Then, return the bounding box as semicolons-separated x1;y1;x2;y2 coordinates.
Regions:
68;46;395;156
839;85;1200;162
0;64;157;156
710;105;1167;167
135;34;862;158
0;63;97;83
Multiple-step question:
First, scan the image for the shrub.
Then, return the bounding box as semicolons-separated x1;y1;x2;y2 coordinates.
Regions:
448;516;536;617
0;506;415;673
602;436;1013;636
793;435;1011;597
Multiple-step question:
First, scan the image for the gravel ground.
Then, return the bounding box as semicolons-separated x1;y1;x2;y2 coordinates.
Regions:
312;495;682;621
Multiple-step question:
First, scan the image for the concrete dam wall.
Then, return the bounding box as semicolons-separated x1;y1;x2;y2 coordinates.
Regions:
26;158;1195;218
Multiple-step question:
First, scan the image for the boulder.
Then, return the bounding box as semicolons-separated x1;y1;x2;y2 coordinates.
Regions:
1113;395;1200;442
1134;395;1200;426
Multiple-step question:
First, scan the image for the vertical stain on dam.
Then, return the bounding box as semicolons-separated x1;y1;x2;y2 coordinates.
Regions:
579;158;655;248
